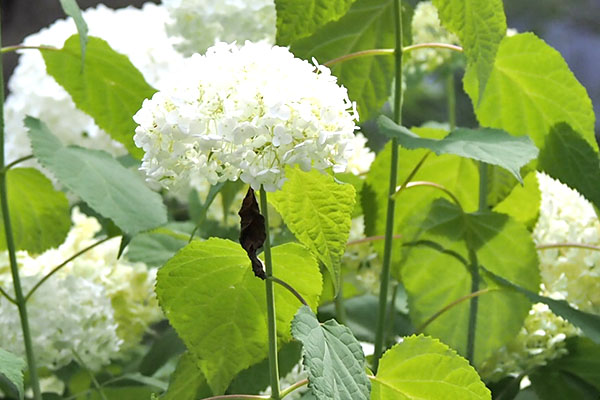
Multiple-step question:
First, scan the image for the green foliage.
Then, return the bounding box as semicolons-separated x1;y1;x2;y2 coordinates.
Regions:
371;335;491;399
537;123;600;210
432;0;506;97
291;306;370;400
26;117;167;236
41;35;156;158
483;268;600;345
156;239;322;394
276;0;357;45
161;352;212;400
378;116;538;182
0;348;26;400
402;200;539;365
290;0;405;121
0;168;70;254
58;0;88;62
270;168;355;294
493;172;540;229
464;33;597;151
126;228;189;267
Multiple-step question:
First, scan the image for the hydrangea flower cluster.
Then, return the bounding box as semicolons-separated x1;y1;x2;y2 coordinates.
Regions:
5;3;181;164
162;0;276;55
481;172;600;380
134;41;358;192
0;209;162;370
345;133;375;176
407;1;460;75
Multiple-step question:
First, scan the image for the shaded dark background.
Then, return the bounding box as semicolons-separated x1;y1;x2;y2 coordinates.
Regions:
2;0;599;135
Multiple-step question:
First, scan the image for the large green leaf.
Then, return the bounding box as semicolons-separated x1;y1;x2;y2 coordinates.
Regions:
41;35;156;158
371;335;490;399
362;137;479;270
0;348;26;400
401;200;539;365
0;168;70;254
26;117;167;236
464;33;597;151
161;352;212;400
270;168;355;294
276;0;357;45
493;172;540;229
432;0;506;97
290;0;398;121
291;306;370;400
483;268;600;345
378;116;538;182
156;239;322;394
537;123;600;210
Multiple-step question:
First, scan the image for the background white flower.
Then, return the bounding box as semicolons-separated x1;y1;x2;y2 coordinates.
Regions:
134;41;358;192
162;0;276;55
5;2;182;164
0;208;162;371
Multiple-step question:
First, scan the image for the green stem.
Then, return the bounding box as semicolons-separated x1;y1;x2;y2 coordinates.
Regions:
259;188;280;400
72;350;108;400
446;72;456;131
279;379;308;398
394;181;464;211
384;283;399;344
346;234;402;246
201;395;269;400
373;0;403;372
403;42;463;54
324;49;394;67
334;283;347;325
0;21;42;400
1;154;34;172
1;44;58;53
267;276;308;306
537;243;600;251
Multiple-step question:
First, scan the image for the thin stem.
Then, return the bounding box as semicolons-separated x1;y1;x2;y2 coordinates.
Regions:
334;283;347;325
347;234;402;246
0;285;16;304
446;72;456;131
324;49;394;67
201;395;268;400
373;0;403;373
25;237;112;302
1;154;34;172
267;276;308;307
1;44;58;53
537;243;600;251
0;21;42;400
417;288;494;332
394;181;464;211
402;42;463;54
394;152;431;199
259;188;280;400
72;350;108;400
384;283;399;344
279;379;308;398
478;162;488;212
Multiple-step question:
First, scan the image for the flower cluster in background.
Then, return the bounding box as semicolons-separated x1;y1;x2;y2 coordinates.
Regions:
0;208;162;371
134;41;358;192
4;2;182;165
481;172;600;381
162;0;276;55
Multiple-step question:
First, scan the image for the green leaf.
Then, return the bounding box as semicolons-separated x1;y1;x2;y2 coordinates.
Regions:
41;35;156;158
156;239;322;394
26;117;167;236
59;0;88;63
126;228;189;267
0;168;70;254
482;268;600;345
537;123;600;210
290;0;398;121
0;348;26;400
493;172;540;229
161;352;212;400
402;200;539;365
371;335;490;399
464;33;597;151
270;168;355;294
276;0;357;45
291;305;370;400
432;0;506;97
378;116;538;182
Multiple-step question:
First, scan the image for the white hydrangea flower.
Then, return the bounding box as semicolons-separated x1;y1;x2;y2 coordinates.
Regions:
345;133;375;176
162;0;276;55
481;172;600;380
5;2;182;164
407;1;460;75
134;41;358;192
0;208;162;370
